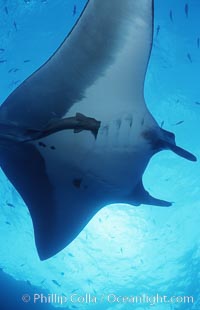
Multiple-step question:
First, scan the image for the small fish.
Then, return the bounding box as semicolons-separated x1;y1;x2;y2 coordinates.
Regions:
13;80;20;85
197;38;200;49
169;10;173;22
0;60;7;63
68;252;74;257
120;247;123;254
52;280;61;287
71;289;79;293
26;280;31;286
87;279;93;285
161;120;164;128
8;68;19;73
175;120;184;126
5;221;11;225
0;48;5;52
13;21;17;31
73;5;77;16
24;59;30;63
185;3;189;18
60;272;64;276
4;6;8;15
156;25;160;37
195;101;200;105
187;53;192;63
6;202;15;208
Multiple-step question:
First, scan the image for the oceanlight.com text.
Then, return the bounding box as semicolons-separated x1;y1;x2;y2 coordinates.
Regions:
21;292;194;306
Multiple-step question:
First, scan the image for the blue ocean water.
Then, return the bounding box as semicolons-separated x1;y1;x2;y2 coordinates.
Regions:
0;0;199;309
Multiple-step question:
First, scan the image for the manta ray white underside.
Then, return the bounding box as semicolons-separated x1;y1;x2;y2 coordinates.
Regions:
0;0;196;260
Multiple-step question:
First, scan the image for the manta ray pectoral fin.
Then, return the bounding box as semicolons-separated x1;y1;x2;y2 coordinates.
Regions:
0;143;73;260
127;181;172;207
158;129;197;162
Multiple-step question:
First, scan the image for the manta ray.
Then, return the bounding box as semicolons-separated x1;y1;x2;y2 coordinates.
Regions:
0;0;196;260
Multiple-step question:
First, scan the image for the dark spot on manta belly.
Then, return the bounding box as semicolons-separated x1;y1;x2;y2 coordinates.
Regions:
73;178;82;188
142;130;153;140
142;130;159;150
50;146;56;150
38;141;46;148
